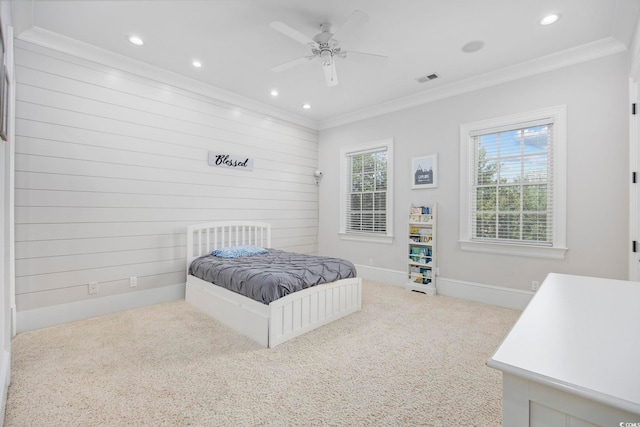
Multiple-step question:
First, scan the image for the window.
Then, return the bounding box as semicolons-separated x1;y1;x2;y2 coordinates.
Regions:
473;122;552;244
340;139;394;243
459;106;567;259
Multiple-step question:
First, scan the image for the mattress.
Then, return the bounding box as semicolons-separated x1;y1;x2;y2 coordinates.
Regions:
188;249;358;304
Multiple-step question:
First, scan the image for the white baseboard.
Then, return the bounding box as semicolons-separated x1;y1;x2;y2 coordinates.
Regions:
356;265;532;310
435;277;532;310
0;349;10;427
355;264;407;287
16;283;186;333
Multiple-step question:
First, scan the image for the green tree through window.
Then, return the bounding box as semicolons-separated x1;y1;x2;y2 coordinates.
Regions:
347;150;387;233
472;125;552;245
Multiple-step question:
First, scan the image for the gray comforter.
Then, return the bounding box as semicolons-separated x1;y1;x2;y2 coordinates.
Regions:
188;249;357;305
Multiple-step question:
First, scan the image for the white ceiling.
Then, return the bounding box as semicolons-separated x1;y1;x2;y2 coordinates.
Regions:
10;0;640;128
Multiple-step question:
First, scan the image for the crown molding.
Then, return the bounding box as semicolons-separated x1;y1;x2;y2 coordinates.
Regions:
15;27;628;132
318;37;627;130
16;26;321;131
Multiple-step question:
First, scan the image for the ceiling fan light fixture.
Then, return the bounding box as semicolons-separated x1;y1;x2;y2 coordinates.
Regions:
320;49;333;65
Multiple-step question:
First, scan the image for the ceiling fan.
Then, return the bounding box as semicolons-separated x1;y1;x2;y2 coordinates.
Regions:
269;10;388;87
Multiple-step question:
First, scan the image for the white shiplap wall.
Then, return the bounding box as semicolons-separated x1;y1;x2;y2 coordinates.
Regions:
14;39;319;329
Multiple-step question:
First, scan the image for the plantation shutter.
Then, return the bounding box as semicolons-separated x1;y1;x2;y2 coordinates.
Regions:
469;117;554;245
345;146;388;234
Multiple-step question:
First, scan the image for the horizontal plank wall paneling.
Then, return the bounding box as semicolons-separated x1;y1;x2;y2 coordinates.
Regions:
14;39;320;322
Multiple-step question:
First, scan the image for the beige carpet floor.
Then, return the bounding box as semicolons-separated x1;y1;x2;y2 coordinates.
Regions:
4;281;520;426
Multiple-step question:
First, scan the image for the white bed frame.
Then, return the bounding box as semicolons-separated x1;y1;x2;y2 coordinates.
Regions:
185;221;362;348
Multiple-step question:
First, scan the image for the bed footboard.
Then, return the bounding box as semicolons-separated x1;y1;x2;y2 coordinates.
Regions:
269;277;362;348
187;274;361;348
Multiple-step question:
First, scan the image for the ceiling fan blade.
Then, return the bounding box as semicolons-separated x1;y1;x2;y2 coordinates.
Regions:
270;21;315;46
271;55;315;72
333;10;369;41
343;50;388;64
323;60;339;87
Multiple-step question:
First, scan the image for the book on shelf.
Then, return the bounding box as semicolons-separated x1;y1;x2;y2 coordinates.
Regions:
419;229;432;242
410;205;431;214
421;268;432;278
409;255;432;265
410;275;432;285
410;246;427;256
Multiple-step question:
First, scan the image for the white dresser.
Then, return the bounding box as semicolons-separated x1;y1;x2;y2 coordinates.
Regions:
488;273;640;426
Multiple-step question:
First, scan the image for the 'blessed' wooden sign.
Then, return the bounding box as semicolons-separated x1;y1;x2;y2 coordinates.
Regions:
208;151;254;171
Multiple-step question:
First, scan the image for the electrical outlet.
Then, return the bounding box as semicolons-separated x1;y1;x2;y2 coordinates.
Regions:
88;282;98;295
368;258;374;266
435;267;440;276
531;280;540;291
129;276;137;288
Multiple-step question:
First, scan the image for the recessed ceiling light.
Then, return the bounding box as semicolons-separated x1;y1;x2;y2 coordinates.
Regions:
192;60;202;68
128;35;144;46
461;40;485;53
540;14;560;26
302;103;311;110
270;89;279;97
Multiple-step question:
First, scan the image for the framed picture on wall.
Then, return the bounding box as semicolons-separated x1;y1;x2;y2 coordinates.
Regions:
411;154;438;189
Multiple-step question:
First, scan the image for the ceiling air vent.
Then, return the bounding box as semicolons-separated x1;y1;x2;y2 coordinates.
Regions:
416;73;439;83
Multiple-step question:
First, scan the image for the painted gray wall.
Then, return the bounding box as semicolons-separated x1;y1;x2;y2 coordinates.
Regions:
14;40;319;321
318;52;629;291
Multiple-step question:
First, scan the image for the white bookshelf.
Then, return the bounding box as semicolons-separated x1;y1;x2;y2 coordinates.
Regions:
407;203;437;295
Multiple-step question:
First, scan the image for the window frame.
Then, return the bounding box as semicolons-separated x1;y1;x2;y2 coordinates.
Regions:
339;138;394;244
459;106;568;259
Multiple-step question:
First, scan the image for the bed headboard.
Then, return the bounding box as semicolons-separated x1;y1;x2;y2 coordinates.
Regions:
186;221;272;267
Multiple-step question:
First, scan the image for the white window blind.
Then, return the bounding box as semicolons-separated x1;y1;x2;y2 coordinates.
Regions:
470;118;554;245
345;146;388;234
